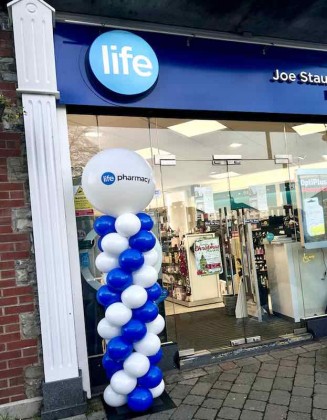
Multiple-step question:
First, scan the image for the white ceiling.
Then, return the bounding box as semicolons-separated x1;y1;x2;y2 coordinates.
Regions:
67;115;327;190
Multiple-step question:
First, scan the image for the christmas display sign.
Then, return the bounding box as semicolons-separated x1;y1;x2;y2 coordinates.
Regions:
194;238;223;276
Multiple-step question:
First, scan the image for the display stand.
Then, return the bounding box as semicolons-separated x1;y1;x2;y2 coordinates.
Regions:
183;233;222;306
102;391;175;420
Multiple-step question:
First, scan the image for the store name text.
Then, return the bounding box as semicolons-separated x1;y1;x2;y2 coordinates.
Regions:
272;69;327;85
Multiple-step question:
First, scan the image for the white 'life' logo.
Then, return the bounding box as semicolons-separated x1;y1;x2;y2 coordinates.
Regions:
101;45;153;77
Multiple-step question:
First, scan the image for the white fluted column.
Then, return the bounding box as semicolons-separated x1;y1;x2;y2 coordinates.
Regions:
8;0;89;393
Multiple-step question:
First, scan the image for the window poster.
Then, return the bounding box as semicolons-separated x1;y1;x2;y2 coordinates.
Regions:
297;169;327;249
194;238;223;276
194;186;215;214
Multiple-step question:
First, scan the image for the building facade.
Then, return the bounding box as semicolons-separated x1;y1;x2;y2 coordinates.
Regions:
1;0;327;418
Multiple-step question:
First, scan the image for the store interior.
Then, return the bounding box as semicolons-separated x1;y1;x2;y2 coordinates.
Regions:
68;115;327;354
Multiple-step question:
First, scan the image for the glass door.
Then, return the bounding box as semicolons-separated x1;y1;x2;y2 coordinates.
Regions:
157;158;248;351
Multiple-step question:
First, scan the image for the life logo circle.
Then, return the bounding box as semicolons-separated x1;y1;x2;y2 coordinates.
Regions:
101;172;116;185
88;30;159;95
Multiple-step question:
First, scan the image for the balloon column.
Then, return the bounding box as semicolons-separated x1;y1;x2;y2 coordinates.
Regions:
82;149;166;412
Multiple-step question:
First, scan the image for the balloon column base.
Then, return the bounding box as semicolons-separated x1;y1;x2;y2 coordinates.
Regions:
101;391;175;420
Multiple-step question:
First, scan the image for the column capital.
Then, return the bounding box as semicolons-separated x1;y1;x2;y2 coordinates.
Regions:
7;0;59;96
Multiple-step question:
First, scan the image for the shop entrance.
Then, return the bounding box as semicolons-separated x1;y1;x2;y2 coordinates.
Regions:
158;155;300;352
67;115;327;389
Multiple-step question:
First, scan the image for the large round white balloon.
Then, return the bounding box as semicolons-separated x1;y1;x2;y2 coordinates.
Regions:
115;213;141;238
95;252;118;273
149;379;165;398
146;314;165;335
82;148;156;217
133;265;157;288
133;332;161;356
123;352;150;378
101;233;129;257
97;318;121;340
105;302;132;327
110;370;137;395
103;384;127;407
121;285;147;309
143;248;159;267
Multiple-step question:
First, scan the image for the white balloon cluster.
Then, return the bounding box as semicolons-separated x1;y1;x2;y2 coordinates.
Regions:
82;149;166;412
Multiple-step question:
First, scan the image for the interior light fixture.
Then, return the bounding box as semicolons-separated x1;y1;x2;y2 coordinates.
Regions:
229;143;242;148
168;120;227;137
322;155;327;160
292;123;327;136
135;148;171;160
85;131;103;138
209;172;240;180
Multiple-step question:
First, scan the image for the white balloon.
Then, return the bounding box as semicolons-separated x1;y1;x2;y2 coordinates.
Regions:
95;252;118;273
121;285;147;309
123;352;150;378
97;318;121;340
146;314;165;335
133;265;157;288
101;233;129;257
103;384;127;407
153;238;162;273
82;148;156;217
105;302;132;327
115;213;141;238
133;332;161;356
143;248;159;266
110;370;137;395
149;379;165;398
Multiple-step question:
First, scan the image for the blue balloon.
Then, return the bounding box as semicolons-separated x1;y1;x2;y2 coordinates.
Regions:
133;300;159;323
93;215;116;236
138;365;163;389
119;249;144;272
121;319;147;343
148;348;163;365
106;268;133;292
102;353;123;379
155;287;169;304
129;230;156;252
107;337;133;362
97;237;103;252
96;285;121;307
127;387;153;412
146;283;162;301
137;213;154;231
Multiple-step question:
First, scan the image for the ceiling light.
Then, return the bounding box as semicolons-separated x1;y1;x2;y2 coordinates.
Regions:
168;120;227;137
135;148;171;160
85;131;102;138
230;143;242;148
292;124;327;136
322;155;327;160
210;172;240;180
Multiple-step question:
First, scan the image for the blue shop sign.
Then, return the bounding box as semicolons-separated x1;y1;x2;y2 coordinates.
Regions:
54;23;327;116
88;30;159;95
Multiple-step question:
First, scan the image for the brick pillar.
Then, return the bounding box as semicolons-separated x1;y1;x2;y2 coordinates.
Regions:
0;11;42;405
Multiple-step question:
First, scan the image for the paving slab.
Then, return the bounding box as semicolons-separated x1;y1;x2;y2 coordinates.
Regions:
243;399;266;412
289;396;312;413
194;407;217;419
263;403;287;420
218;406;241;419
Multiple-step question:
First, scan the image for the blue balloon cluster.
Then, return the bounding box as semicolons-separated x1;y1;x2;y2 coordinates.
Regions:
95;213;166;412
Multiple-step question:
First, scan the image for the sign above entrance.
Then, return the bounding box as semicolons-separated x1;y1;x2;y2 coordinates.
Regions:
88;30;159;95
54;23;327;115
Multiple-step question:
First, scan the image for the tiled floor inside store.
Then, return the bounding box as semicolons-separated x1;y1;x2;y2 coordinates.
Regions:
69;339;327;420
165;306;300;351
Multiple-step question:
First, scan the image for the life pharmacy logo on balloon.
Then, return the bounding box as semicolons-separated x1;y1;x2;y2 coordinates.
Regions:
101;171;151;186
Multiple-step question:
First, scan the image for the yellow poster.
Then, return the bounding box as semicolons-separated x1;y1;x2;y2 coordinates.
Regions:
74;186;94;217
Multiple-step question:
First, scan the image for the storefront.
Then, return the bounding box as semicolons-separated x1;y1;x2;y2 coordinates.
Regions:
7;0;327;413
